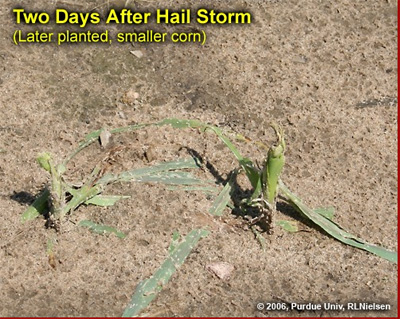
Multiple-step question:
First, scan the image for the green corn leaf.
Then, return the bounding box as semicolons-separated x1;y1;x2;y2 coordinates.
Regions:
80;129;102;146
79;220;126;238
205;126;260;189
168;231;181;254
279;180;397;263
62;184;103;217
263;124;285;205
132;171;209;185
157;118;261;190
209;170;237;216
21;188;50;222
37;152;52;172
63;130;102;166
314;206;335;220
110;123;154;134
85;195;130;207
122;229;209;317
116;157;199;182
206;126;244;161
156;118;205;130
276;220;299;232
240;158;261;192
96;158;208;189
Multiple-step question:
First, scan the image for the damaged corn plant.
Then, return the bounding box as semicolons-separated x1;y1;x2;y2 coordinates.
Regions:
23;118;397;263
161;118;397;263
22;117;396;316
23;151;210;233
22;121;214;232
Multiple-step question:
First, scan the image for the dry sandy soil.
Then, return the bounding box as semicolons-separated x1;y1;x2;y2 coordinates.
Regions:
0;0;397;317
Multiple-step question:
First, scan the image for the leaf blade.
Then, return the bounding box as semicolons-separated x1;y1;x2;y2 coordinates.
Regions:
78;220;126;239
276;220;299;233
85;195;130;207
122;229;209;317
21;188;50;222
279;180;397;263
209;171;236;216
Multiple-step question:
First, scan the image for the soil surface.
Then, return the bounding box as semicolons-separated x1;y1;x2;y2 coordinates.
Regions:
0;0;397;317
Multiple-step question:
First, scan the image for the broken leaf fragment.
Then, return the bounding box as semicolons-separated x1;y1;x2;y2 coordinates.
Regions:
122;229;209;317
85;195;130;207
276;220;299;232
37;152;52;172
79;220;126;239
279;180;397;264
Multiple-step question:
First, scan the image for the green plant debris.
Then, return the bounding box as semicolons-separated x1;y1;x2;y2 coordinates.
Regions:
314;206;335;220
279;180;397;264
46;238;54;253
85;195;131;207
79;220;126;239
98;157;202;184
127;171;209;185
122;229;209;317
276;220;299;232
251;226;267;251
21;188;50;222
209;170;237;216
168;231;181;254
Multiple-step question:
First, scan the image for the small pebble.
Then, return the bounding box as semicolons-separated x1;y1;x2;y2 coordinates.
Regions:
206;262;234;280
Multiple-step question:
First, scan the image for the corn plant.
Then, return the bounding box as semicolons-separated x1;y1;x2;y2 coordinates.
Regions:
142;118;397;263
23;118;397;263
23;153;210;229
20;117;396;317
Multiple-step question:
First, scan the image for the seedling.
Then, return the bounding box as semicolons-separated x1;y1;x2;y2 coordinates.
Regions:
136;118;397;263
21;117;396;317
23;153;210;229
23;118;397;263
238;123;286;234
